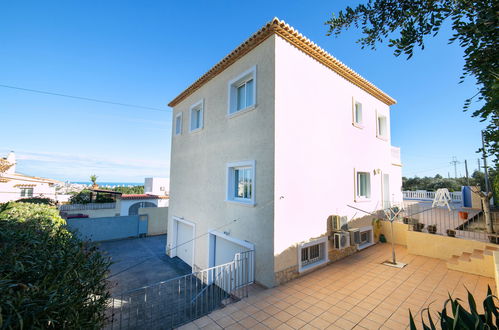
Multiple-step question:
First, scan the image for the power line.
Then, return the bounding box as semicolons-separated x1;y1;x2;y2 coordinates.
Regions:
0;83;169;113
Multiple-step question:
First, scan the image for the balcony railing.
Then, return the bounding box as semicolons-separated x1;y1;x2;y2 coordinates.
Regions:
403;191;462;203
59;202;116;211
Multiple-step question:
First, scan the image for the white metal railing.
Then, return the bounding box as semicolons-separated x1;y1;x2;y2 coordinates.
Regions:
59;202;116;211
391;146;401;165
403;191;462;202
105;250;255;329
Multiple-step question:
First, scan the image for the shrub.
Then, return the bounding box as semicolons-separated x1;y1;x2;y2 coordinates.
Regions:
409;286;498;329
0;202;65;230
69;189;92;204
16;197;56;206
0;203;111;329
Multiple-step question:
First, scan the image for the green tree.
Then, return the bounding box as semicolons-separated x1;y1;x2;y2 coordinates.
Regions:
0;203;110;328
326;0;498;165
90;174;98;186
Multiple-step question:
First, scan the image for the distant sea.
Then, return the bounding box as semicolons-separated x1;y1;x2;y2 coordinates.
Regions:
71;181;142;187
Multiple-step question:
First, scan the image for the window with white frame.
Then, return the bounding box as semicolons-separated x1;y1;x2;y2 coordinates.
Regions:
353;101;363;125
356;171;371;199
377;114;388;139
299;237;328;272
227;161;255;205
190;100;204;132
20;187;33;197
228;66;256;115
175;112;182;135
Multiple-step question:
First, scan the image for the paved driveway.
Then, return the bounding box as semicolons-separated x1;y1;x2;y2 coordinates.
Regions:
98;235;191;295
179;243;495;329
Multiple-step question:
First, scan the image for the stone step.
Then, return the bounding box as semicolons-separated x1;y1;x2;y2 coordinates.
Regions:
484;246;498;255
447;255;460;265
471;249;484;259
459;252;472;262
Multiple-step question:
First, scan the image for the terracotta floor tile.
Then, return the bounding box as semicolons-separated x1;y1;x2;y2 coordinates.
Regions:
252;310;271;322
274;310;294;323
237;316;260;328
334;317;357;330
229;310;248;322
285;316;308;329
342;311;363;324
261;316;282;329
310;316;333;329
296;310;317;323
215;316;236;328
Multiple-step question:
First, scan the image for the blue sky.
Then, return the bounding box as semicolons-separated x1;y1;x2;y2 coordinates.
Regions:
0;1;487;182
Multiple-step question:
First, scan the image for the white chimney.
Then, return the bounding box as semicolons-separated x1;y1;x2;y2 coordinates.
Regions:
6;151;16;174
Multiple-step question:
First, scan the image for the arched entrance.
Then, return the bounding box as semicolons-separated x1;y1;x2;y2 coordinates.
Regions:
128;201;156;216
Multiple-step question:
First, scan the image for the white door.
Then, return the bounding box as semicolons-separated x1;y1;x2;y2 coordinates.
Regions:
214;236;249;266
176;221;194;266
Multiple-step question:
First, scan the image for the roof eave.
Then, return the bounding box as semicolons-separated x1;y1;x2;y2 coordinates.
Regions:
168;18;396;108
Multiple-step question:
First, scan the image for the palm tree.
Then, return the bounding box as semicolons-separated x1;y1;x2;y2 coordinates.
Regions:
90;174;98;189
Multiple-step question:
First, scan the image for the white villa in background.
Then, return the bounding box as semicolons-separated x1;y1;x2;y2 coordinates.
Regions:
166;18;403;288
0;151;63;203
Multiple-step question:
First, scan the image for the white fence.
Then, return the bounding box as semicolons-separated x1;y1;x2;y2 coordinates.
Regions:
106;250;255;329
403;190;462;203
59;202;116;211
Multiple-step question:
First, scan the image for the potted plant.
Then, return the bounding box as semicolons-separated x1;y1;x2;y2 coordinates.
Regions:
90;174;99;189
458;211;468;220
427;224;437;234
488;235;498;244
372;218;382;241
446;229;456;237
413;223;424;232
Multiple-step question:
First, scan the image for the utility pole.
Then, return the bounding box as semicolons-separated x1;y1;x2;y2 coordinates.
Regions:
450;157;460;178
464;160;470;185
481;131;491;194
477;158;481;172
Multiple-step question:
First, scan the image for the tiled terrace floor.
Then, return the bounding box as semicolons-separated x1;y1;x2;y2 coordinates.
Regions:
179;243;495;329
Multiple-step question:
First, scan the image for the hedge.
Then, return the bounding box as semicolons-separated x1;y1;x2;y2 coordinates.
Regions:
0;203;111;329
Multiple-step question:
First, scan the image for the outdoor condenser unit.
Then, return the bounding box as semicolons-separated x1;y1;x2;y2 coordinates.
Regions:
330;215;348;232
348;228;361;245
333;232;350;249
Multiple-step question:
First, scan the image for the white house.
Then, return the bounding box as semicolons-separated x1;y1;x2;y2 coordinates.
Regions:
0;151;63;203
166;18;403;288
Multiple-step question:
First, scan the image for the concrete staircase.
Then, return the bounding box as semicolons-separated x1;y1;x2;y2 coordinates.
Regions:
447;246;498;278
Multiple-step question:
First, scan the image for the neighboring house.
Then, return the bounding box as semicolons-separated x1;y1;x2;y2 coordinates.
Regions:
60;177;169;218
0;151;64;203
166;18;403;288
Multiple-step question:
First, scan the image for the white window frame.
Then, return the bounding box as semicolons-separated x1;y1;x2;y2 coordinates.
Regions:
189;99;204;132
298;237;328;273
227;66;257;117
174;112;183;136
355;169;371;202
352;98;363;128
226;160;256;206
376;111;388;140
20;187;33;198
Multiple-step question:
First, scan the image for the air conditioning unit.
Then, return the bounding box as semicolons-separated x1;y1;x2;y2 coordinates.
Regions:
330;215;348;232
333;232;350;249
348;228;361;245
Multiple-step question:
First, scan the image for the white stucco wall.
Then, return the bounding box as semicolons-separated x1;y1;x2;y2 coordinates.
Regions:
120;199;159;216
273;35;402;269
167;35;276;287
